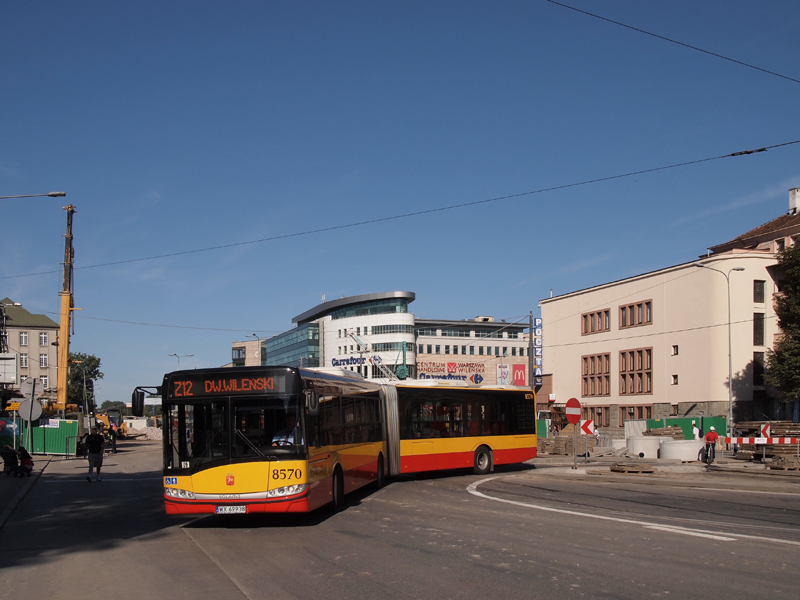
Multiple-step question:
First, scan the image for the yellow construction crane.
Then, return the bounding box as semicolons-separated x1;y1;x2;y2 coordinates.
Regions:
55;205;80;415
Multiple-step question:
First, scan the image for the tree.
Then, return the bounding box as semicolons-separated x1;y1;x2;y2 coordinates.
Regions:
99;400;127;413
765;242;800;400
68;352;104;412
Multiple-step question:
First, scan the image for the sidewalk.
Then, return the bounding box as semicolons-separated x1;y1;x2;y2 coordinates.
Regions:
0;437;163;531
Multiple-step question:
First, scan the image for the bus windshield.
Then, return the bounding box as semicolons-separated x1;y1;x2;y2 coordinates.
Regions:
164;396;305;471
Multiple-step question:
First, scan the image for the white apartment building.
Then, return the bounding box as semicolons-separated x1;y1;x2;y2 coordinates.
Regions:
540;188;800;434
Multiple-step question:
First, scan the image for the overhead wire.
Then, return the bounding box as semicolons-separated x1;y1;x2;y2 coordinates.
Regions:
543;0;800;85
2;139;798;282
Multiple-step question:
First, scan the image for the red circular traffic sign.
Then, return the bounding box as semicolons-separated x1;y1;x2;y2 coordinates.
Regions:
565;397;582;425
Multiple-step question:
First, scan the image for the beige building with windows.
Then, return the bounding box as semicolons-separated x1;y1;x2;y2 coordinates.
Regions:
0;298;59;406
540;188;800;436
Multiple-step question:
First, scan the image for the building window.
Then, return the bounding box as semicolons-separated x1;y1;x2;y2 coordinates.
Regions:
585;407;610;428
582;353;610;397
520;348;524;357
40;376;48;389
40;354;48;368
753;313;765;346
453;345;459;355
777;239;786;252
619;347;652;395
619;301;652;329
753;280;765;304
581;309;611;335
479;347;484;355
39;332;48;346
671;345;679;356
462;346;466;354
445;345;450;355
470;346;475;355
753;351;765;386
503;347;507;356
20;354;28;368
495;347;500;356
619;405;652;426
672;374;678;385
435;345;440;354
20;332;28;347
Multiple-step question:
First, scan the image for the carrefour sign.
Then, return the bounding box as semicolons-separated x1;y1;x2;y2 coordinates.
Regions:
331;357;367;367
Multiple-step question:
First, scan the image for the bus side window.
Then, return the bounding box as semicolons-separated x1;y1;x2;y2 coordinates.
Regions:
306;409;319;448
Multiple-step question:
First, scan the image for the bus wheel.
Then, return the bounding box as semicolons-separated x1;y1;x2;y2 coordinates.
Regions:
331;468;345;512
473;446;492;475
376;454;386;489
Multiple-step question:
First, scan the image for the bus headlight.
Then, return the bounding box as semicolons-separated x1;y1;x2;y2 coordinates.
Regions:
267;484;308;498
165;487;195;499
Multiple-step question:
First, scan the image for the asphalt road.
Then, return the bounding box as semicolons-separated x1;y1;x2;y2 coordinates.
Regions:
1;442;799;600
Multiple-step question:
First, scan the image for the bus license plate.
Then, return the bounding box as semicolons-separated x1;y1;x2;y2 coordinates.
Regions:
215;505;246;515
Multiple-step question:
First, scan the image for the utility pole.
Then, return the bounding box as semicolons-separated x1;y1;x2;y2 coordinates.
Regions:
528;311;534;390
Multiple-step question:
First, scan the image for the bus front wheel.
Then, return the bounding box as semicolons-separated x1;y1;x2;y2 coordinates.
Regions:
331;468;345;512
473;446;492;475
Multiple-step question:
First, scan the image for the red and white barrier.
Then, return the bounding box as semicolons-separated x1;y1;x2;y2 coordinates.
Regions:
724;437;798;444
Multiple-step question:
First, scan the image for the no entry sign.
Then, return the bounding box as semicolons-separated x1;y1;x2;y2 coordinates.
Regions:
565;398;581;425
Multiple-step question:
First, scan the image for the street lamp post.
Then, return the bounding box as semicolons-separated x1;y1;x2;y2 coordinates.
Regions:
0;191;66;200
246;333;263;366
693;263;746;446
168;353;193;370
0;302;21;353
68;360;88;414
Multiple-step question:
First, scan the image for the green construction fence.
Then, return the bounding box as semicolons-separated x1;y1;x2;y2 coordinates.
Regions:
16;419;80;455
647;416;727;440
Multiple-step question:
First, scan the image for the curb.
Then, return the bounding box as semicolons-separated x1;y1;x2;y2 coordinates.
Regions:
0;457;52;531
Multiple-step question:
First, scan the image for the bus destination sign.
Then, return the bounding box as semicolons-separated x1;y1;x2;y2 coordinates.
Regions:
170;373;290;398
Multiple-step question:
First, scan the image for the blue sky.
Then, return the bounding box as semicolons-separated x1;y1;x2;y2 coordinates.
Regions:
2;1;798;404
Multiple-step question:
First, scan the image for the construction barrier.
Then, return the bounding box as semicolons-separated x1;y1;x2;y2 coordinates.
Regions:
724;437;798;444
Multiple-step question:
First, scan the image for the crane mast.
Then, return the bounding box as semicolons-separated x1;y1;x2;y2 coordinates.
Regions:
55;205;77;414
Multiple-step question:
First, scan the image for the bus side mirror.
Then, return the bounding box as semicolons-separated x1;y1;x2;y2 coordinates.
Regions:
305;389;319;416
132;390;145;417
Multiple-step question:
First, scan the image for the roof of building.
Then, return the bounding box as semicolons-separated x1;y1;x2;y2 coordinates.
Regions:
709;210;800;254
415;317;527;332
539;252;778;304
0;298;59;329
293;291;416;325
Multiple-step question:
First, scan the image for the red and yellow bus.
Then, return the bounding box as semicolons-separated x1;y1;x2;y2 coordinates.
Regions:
156;366;536;516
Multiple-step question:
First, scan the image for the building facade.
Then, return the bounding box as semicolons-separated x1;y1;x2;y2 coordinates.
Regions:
231;292;533;386
414;317;529;386
540;188;800;435
0;298;59;406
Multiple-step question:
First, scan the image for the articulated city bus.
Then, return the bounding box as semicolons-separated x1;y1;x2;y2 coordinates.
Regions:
157;366;536;516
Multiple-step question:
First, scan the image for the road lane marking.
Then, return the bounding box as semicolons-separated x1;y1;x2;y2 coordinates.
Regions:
643;525;736;541
467;477;800;547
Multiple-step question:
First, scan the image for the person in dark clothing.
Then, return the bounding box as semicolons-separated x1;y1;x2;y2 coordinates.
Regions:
16;447;34;476
85;427;105;482
1;445;20;476
109;423;118;454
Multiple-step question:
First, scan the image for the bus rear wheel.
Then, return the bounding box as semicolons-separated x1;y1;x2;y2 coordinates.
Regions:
376;453;386;489
331;468;345;512
473;446;492;475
